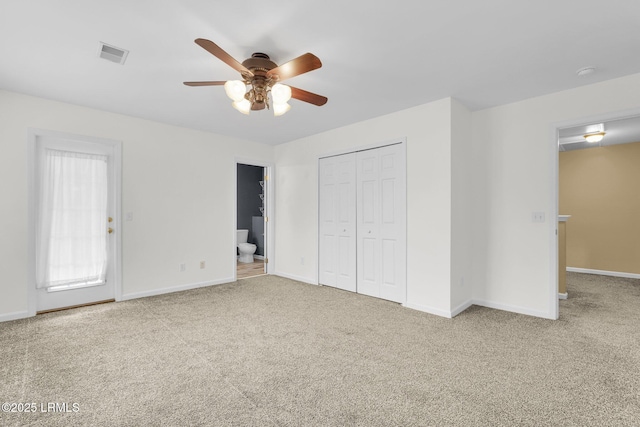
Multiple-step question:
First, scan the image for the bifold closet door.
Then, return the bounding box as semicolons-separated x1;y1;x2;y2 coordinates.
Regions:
357;144;406;303
318;153;357;292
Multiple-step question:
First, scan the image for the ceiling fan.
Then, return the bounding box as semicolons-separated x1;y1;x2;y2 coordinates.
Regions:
184;38;328;116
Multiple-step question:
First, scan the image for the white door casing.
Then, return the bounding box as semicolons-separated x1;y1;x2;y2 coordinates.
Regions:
234;159;274;280
262;167;268;273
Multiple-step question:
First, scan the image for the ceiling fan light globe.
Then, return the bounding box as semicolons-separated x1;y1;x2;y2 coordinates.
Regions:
224;80;247;102
232;99;251;115
271;83;292;104
273;102;291;117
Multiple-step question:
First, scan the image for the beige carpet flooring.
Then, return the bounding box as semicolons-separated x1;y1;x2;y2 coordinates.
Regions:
1;272;639;426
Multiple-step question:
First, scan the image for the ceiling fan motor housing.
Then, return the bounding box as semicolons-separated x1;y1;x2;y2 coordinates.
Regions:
242;53;277;76
242;53;278;109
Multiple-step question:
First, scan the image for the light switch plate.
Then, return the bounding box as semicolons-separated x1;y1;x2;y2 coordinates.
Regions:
532;212;545;223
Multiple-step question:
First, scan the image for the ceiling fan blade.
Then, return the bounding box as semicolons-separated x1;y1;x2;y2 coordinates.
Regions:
183;81;227;86
290;86;328;106
194;38;253;76
267;53;322;81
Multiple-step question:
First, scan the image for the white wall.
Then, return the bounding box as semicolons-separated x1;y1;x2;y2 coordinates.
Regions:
471;72;640;319
450;99;473;313
0;90;273;320
275;73;640;320
5;71;640;322
274;98;458;316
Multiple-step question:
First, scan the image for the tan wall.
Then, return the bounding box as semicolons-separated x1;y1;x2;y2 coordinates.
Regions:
559;141;640;274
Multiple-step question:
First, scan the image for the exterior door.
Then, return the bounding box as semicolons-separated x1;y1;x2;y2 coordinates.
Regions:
356;143;406;303
318;153;357;291
34;135;117;312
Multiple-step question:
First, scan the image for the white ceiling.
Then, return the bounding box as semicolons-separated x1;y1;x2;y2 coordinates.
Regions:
2;1;640;145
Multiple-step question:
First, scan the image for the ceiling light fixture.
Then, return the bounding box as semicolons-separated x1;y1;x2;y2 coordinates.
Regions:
584;131;605;143
232;99;252;115
220;52;295;117
184;40;328;116
223;78;292;117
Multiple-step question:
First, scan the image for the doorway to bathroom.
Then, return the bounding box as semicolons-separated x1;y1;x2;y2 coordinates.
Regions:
236;162;270;279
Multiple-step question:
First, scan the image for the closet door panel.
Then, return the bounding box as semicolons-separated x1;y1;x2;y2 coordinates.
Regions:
320;234;336;285
357;144;406;303
335;153;357;291
319;154;356;292
382;239;396;285
357;150;379;298
321;144;405;303
381;178;395;223
359;237;377;297
319;160;337;287
377;144;406;303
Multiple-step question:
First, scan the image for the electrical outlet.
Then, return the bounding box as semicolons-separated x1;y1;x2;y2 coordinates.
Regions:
179;263;186;272
200;261;205;269
301;257;305;265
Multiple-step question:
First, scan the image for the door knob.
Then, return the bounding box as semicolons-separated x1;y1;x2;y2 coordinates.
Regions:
108;227;114;234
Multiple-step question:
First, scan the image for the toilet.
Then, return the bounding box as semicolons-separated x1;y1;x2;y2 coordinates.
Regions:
237;229;257;263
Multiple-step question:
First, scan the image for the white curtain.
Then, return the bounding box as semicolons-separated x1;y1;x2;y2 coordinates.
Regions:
36;149;108;289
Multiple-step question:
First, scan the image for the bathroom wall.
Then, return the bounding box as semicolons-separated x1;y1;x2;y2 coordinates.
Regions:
236;164;264;254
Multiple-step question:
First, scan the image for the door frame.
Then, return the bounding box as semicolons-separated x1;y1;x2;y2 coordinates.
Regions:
27;128;123;316
234;158;274;280
549;105;640;319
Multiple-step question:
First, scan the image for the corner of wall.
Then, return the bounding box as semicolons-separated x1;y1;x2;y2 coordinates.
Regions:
450;99;474;311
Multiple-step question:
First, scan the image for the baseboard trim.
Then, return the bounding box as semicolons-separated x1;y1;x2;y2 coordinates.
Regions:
558;292;568;300
0;310;30;323
451;300;474;317
121;277;234;301
403;302;454;318
37;299;115;315
472;298;554;319
273;271;317;286
566;267;640;280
